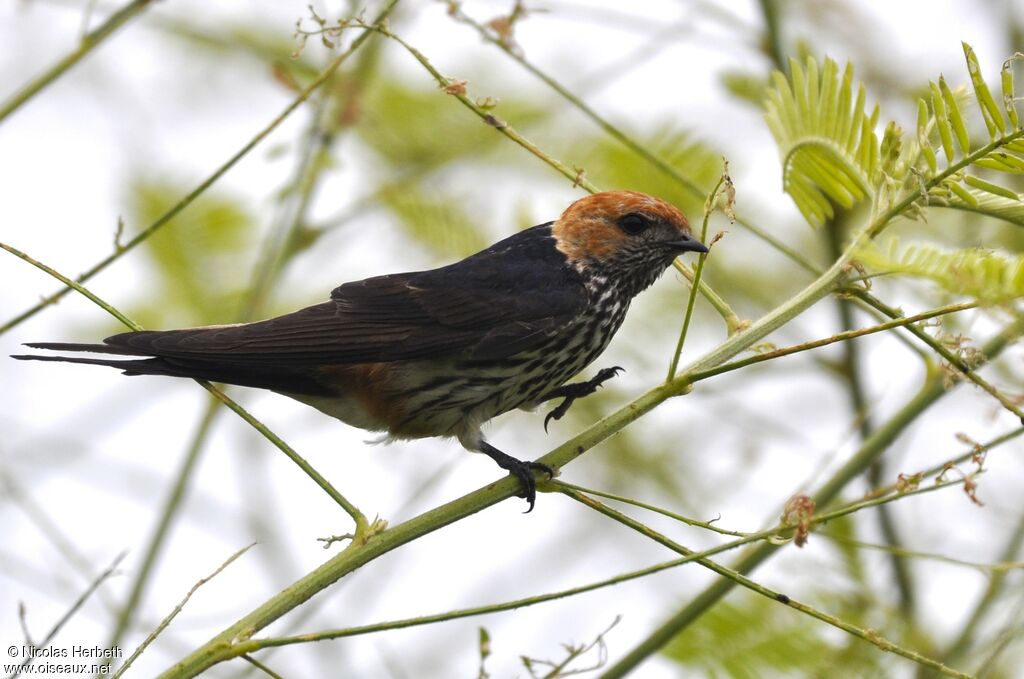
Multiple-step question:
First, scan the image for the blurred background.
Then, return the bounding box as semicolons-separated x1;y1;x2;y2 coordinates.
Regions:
2;1;1023;677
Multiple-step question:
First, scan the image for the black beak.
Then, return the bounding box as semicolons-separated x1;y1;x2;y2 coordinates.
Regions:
667;235;708;254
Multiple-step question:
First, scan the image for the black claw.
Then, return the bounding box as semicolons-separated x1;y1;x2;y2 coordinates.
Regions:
479;441;552;512
542;366;625;432
543;401;570;432
595;366;626;383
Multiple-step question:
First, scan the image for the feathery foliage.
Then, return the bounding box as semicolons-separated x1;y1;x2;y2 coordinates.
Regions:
378;185;489;258
570;125;722;217
930;186;1024;227
766;44;1024;231
857;239;1024;304
129;180;253;327
6;4;1024;678
764;58;880;227
662;595;885;678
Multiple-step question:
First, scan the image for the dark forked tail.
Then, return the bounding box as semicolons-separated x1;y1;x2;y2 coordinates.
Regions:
19;342;145;356
12;341;335;396
14;342;198;377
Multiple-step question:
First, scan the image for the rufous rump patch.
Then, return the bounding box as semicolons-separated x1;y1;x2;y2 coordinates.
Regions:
319;362;407;429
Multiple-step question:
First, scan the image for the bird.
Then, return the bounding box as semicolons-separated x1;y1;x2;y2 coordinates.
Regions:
13;191;707;510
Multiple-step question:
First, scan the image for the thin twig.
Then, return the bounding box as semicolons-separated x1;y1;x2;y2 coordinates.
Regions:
0;0;154;124
824;535;1024;573
102;399;223;660
11;552;125;677
668;169;728;381
213;450;994;656
1;475;115;601
445;2;821;275
852;290;1024;422
671;259;744;333
0;240;367;528
600;319;1024;678
564;489;973;679
936;509;1024;669
0;0;398;337
869;427;1023;499
242;654;286;679
553;481;749;537
368;23;599;191
683;301;978;385
113;544;255;678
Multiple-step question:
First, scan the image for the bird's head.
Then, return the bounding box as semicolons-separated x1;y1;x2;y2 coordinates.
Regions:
552;191;707;294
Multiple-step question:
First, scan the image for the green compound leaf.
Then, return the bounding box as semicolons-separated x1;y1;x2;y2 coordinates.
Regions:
964;42;1007;137
765;58;879;227
936;186;1024;228
857;238;1024;304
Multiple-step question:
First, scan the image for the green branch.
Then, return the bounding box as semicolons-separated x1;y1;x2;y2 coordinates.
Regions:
668;171;727;380
155;213;877;678
567;489;972;679
0;240;367;530
685;301;977;383
671;259;744;332
563;424;1021;542
852;290;1024;422
0;0;155;125
169;459;974;658
113;544;254;678
445;2;821;275
0;0;399;337
774;241;1018;425
828;209;917;618
599;317;1024;678
823;534;1023;573
554;481;750;538
103;399;223;656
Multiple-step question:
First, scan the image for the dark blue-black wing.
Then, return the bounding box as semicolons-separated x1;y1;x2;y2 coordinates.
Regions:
20;224;587;372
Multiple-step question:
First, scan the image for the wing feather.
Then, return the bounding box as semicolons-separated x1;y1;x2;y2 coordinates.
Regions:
102;223;586;367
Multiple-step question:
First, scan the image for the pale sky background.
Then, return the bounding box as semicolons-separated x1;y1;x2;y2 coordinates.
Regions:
1;1;1022;677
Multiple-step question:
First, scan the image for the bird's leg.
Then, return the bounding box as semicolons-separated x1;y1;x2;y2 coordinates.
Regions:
478;441;553;513
540;366;624;432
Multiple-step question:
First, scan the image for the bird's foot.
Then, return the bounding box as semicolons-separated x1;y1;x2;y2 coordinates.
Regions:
543;366;624;432
479;441;553;513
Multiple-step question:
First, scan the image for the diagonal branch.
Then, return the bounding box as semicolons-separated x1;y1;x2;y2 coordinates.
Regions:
599;316;1024;678
0;0;155;125
0;0;399;337
445;2;820;274
113;543;255;678
566;489;972;679
0;240;367;531
238;467;968;650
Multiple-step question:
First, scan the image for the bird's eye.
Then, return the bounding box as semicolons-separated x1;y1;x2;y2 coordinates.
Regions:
618;213;651;235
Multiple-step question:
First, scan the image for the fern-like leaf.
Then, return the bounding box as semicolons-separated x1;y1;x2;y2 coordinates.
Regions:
915;45;1024;217
767;46;1024;232
857;238;1024;304
932;187;1024;228
964;42;1007;138
379;186;489;258
765;58;878;227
